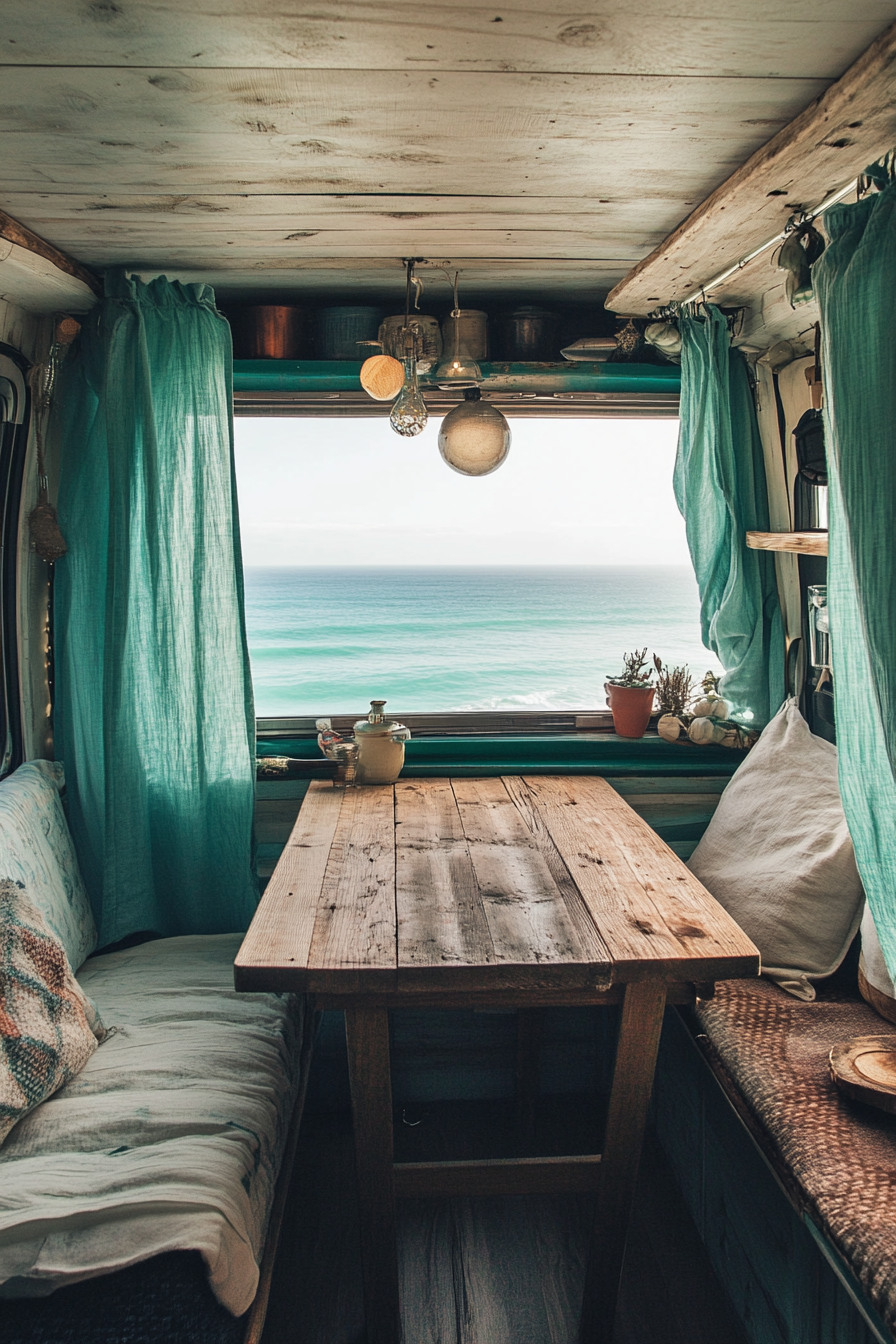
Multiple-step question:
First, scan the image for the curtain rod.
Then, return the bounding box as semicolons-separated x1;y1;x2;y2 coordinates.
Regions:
678;179;858;308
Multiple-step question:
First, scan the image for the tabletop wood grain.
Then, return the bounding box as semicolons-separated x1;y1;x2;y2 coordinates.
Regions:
235;776;758;995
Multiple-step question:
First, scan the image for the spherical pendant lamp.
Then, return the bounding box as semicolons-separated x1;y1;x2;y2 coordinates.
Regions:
438;388;511;476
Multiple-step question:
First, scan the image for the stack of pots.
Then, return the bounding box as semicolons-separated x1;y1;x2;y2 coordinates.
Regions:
226;299;575;364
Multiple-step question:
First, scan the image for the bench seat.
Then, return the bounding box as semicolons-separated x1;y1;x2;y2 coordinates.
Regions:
693;978;896;1341
0;933;304;1321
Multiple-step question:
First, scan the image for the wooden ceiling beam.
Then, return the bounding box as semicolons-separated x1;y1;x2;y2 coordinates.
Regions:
0;208;102;298
606;18;896;315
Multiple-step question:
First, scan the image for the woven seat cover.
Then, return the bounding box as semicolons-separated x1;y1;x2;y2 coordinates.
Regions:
698;979;896;1335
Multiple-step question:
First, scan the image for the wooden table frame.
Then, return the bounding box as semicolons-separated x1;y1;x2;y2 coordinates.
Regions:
236;775;758;1344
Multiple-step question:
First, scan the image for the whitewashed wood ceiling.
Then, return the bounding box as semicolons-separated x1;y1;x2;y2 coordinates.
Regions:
3;2;896;305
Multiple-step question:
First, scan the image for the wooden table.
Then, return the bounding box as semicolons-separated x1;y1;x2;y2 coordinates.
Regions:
235;775;758;1344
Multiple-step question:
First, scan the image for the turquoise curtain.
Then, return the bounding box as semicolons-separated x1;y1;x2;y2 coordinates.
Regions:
812;181;896;980
53;272;258;947
674;304;785;725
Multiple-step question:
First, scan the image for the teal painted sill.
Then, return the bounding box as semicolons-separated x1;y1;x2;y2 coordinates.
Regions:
234;360;681;396
255;731;739;779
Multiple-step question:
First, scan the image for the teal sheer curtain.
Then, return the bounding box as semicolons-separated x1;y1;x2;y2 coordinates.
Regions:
812;181;896;980
674;304;785;725
53;272;258;947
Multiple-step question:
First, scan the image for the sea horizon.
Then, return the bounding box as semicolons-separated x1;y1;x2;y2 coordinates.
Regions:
243;564;718;717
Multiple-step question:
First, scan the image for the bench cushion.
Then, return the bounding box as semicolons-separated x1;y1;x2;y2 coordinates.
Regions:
697;978;896;1337
0;934;303;1316
0;762;97;971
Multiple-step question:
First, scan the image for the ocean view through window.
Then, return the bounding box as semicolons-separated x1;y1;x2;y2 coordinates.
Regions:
234;416;719;717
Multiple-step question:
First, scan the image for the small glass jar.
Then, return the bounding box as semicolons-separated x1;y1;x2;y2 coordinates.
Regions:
808;585;830;669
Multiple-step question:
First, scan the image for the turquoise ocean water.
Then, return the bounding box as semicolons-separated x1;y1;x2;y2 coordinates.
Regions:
244;566;718;717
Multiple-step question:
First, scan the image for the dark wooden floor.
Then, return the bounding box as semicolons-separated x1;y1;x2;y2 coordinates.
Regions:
260;1097;748;1344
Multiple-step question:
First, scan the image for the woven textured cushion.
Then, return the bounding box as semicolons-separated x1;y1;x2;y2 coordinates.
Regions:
687;698;863;1000
0;879;103;1146
0;762;97;970
697;978;896;1338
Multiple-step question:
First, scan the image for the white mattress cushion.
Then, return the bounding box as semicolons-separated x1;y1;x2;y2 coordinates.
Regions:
0;761;97;970
0;934;303;1315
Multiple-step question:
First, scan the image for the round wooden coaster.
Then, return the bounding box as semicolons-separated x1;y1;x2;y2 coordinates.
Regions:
830;1036;896;1114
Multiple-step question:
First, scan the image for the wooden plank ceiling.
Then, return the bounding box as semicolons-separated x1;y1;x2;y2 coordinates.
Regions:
2;2;896;306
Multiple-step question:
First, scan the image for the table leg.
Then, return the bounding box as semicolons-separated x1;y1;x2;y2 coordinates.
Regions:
578;979;667;1344
344;1007;402;1344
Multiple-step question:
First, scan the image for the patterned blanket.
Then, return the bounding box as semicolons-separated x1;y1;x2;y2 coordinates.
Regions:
698;979;896;1335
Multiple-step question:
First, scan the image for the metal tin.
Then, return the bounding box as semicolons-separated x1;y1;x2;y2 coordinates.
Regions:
226;305;314;359
491;306;561;361
316;306;387;361
352;700;411;785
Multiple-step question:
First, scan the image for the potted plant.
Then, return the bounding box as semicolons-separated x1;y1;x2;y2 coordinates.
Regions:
605;648;657;738
653;657;695;742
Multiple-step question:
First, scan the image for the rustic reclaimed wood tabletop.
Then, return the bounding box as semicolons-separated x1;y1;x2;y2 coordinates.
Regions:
236;775;759;1344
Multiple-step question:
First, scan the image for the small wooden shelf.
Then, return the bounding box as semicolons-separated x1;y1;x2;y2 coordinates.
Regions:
746;531;828;557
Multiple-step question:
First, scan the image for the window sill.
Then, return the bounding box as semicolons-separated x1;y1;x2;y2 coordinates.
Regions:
256;729;741;781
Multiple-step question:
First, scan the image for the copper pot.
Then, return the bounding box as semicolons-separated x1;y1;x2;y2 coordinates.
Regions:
226;305;314;359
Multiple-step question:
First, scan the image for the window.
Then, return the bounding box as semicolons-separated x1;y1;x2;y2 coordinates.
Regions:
234;415;717;719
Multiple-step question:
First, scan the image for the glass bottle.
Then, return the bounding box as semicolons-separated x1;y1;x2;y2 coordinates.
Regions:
389;352;429;437
808;585;831;669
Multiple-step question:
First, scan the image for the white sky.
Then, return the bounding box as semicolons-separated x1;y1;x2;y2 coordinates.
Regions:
234;416;689;567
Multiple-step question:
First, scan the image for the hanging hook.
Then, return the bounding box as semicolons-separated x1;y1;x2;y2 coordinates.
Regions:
404;258;414;326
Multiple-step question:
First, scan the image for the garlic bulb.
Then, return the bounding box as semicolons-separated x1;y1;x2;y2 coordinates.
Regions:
657;714;683;742
688;716;728;746
644;321;682;360
692;694;729;719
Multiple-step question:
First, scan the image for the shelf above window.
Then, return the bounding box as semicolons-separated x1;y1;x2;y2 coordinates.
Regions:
233;360;681;418
746;531;828;557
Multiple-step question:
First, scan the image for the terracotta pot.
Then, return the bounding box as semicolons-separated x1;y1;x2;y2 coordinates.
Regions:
604;682;656;739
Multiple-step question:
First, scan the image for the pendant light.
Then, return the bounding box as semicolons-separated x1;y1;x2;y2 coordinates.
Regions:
433;271;483;390
438;388;511;476
389;347;429;436
389;260;429;437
